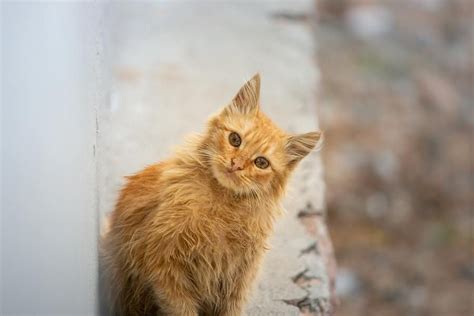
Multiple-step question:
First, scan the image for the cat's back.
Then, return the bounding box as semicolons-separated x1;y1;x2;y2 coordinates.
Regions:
110;156;212;236
112;162;165;221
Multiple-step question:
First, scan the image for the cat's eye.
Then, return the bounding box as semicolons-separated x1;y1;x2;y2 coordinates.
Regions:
254;157;269;169
229;132;241;147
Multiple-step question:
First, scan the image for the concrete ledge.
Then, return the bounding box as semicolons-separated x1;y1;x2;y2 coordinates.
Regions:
100;2;334;314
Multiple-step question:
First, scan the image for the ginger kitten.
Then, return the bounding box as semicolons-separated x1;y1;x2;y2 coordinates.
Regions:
101;74;321;316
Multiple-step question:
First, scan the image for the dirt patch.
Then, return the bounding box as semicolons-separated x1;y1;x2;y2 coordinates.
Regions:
315;0;473;315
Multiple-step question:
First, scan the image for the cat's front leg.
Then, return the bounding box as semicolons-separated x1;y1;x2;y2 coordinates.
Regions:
219;299;245;316
153;279;199;316
219;255;263;316
159;299;198;316
155;290;199;316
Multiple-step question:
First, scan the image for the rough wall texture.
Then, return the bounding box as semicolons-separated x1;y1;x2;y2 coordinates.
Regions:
100;1;334;314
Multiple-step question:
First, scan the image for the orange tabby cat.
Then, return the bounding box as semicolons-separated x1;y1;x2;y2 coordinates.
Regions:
101;74;321;316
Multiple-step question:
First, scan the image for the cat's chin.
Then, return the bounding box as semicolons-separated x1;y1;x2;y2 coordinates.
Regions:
211;165;247;193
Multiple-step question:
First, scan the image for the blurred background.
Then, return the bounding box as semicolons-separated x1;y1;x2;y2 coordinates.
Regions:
315;0;473;315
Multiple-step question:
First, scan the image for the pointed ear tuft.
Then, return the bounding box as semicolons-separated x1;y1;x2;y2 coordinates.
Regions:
286;131;321;166
228;73;261;115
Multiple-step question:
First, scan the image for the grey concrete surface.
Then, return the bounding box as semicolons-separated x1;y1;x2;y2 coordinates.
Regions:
99;1;332;314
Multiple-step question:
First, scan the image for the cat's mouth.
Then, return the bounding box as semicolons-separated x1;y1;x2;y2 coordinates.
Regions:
225;168;238;175
212;164;243;191
222;167;240;181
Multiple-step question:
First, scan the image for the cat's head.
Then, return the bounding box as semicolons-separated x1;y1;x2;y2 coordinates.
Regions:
205;74;321;196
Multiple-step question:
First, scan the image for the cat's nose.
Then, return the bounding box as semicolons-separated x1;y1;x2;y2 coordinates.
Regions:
230;158;244;172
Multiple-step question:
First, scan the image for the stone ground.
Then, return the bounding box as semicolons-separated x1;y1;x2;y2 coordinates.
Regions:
99;2;334;315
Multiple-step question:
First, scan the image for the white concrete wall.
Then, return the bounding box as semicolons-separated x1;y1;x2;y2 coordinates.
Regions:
1;3;103;315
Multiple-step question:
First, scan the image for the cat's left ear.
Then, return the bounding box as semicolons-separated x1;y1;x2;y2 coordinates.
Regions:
285;131;321;167
227;74;260;115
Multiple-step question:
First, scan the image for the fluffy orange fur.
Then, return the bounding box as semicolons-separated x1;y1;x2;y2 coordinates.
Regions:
101;74;321;316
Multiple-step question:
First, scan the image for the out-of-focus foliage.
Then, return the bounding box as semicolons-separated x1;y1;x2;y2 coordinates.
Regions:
316;0;473;315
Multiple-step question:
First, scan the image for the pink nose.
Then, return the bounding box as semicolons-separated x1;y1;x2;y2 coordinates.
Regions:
230;158;244;172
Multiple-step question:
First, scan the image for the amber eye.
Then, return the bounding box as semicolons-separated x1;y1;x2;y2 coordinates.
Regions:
254;157;269;169
229;132;241;147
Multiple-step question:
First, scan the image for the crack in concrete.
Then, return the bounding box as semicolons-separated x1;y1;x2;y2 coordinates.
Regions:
284;265;331;316
281;210;333;316
283;296;331;316
300;242;320;257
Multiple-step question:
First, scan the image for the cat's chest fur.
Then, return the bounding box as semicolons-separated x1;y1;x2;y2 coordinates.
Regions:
149;167;275;302
156;164;275;260
176;178;271;248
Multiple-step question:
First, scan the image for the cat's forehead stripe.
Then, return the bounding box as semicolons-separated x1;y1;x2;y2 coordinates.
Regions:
243;134;279;158
259;141;273;154
222;111;286;158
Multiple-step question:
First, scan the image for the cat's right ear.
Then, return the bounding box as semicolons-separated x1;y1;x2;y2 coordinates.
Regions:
285;131;321;167
225;74;261;115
